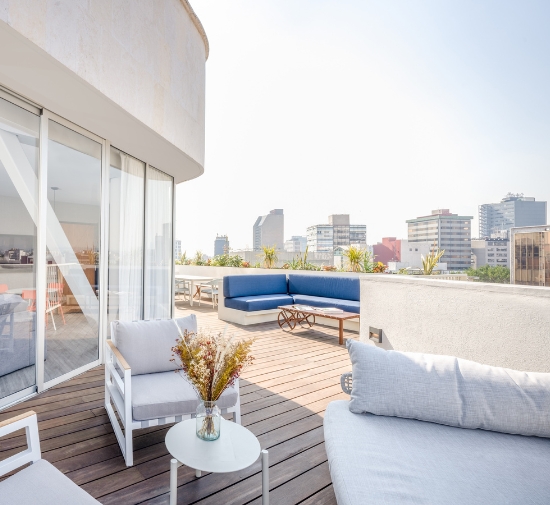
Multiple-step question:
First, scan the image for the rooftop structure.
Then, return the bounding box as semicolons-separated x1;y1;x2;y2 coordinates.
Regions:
479;194;547;238
253;209;284;251
407;209;473;270
0;1;207;409
510;225;550;286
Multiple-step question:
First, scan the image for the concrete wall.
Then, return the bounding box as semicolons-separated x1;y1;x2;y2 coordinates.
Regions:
0;0;206;172
359;275;550;372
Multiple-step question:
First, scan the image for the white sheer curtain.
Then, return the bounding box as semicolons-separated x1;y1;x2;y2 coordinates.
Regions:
108;148;144;324
144;166;173;320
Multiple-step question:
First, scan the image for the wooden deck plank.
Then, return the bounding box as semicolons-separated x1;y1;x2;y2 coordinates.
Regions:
0;305;348;505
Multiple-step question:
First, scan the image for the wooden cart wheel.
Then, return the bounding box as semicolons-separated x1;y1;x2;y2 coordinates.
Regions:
278;310;295;331
297;312;316;328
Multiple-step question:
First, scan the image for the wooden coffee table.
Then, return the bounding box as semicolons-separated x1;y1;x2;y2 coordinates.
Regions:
277;304;360;345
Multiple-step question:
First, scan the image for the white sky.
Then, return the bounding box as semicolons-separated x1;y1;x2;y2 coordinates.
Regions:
175;0;550;256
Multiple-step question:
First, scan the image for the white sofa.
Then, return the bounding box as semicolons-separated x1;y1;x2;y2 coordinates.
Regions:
324;341;550;505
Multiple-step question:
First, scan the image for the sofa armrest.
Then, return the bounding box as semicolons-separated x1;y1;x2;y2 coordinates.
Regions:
341;372;352;395
0;411;41;476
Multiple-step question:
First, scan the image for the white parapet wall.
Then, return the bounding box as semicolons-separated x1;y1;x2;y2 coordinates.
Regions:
359;275;550;372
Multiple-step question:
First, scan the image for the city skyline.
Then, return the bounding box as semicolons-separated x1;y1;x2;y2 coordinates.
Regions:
175;0;550;254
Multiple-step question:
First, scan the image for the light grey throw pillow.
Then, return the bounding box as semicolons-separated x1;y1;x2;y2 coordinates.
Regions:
112;315;197;376
347;340;550;438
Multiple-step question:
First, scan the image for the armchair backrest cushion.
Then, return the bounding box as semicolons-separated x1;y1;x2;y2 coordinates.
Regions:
347;340;550;438
223;274;288;298
288;274;360;301
112;315;197;376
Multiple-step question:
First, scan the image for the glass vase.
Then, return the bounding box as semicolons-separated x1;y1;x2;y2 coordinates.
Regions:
195;400;221;441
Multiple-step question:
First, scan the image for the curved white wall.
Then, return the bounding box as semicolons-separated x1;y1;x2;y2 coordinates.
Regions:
0;0;206;181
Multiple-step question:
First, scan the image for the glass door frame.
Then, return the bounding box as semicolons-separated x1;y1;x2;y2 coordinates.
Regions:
38;109;107;392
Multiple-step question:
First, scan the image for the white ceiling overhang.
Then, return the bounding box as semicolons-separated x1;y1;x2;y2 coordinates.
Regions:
0;21;203;184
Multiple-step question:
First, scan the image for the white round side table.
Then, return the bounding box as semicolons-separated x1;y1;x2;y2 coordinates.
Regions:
165;418;269;505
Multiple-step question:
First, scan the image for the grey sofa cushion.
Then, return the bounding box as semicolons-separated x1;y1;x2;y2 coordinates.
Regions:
112;315;197;376
0;459;100;504
132;370;238;421
347;340;550;438
325;400;550;505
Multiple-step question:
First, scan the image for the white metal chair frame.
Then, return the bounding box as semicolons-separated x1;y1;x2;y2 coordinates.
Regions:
0;411;41;477
198;279;221;308
105;324;242;467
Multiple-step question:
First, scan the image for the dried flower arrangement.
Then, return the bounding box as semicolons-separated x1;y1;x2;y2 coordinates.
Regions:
171;326;254;400
171;324;254;439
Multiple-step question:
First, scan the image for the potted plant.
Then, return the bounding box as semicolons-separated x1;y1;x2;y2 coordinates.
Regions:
171;326;254;440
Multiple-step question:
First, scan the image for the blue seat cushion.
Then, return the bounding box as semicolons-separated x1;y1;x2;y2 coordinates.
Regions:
288;274;359;301
224;294;294;312
224;274;288;298
291;294;360;314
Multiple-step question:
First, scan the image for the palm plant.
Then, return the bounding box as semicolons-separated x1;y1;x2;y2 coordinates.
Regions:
362;251;375;273
420;246;445;275
343;245;365;272
259;245;278;269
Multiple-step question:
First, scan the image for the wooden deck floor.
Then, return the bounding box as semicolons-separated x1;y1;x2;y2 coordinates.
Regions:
0;303;356;504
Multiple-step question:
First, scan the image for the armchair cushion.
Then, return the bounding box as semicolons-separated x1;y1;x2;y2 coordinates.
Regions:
347;340;550;438
0;459;100;504
112;315;197;376
131;371;238;421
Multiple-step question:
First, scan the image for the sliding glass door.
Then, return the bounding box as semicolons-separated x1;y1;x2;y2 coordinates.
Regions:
0;97;39;404
45;120;102;383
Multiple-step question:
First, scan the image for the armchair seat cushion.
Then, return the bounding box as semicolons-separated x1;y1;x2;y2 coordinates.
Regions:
291;294;360;314
224;294;294;312
324;400;550;505
132;371;239;421
0;459;100;504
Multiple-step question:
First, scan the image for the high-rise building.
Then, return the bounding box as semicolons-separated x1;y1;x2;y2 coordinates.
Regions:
479;194;547;238
174;240;182;260
510;225;550;287
307;215;366;252
471;238;510;269
214;234;229;256
253;209;284;251
407;209;473;270
284;236;307;253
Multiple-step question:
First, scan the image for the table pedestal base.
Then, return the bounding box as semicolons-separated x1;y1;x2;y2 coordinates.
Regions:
169;450;269;505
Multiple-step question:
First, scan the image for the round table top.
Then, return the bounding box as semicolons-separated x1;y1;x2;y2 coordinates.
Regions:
165;418;261;473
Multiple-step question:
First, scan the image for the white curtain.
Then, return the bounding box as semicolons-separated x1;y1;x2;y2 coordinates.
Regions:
144;166;173;320
108;150;144;323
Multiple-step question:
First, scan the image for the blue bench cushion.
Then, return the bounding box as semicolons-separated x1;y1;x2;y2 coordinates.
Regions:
292;294;360;314
224;274;288;298
288;274;360;302
224;294;294;312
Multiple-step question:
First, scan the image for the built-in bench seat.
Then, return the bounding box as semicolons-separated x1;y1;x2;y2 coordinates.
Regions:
218;273;360;327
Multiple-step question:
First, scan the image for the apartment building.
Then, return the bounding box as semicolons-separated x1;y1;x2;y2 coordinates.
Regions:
510;225;550;287
284;236;307;253
471;238;510;269
214;234;230;256
307;215;366;252
407;209;473;270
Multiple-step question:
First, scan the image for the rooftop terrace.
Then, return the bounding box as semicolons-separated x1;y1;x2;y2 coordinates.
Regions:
0;302;356;504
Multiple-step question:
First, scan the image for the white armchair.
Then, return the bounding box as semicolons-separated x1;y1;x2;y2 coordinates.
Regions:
0;411;100;504
105;315;241;466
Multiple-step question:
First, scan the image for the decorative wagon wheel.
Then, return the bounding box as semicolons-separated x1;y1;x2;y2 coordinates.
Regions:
297;312;315;328
278;310;296;331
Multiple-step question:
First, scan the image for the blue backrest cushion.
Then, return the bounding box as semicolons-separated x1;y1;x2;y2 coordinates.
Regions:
288;274;360;301
223;274;288;298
